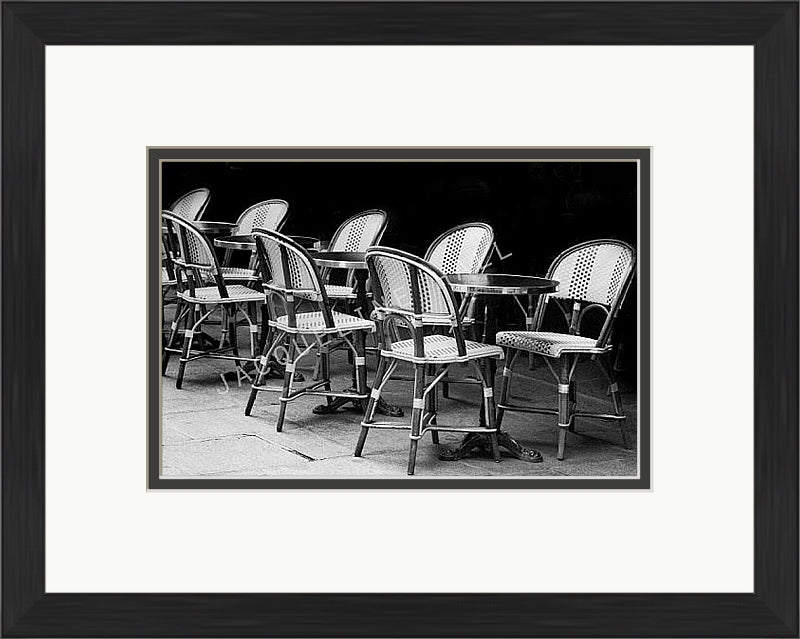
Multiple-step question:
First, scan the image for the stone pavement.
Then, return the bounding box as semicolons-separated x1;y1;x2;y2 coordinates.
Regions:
161;330;638;478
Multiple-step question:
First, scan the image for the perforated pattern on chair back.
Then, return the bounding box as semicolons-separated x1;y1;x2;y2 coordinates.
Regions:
425;223;494;274
253;229;323;297
367;248;458;323
329;210;387;252
169;188;210;221
549;241;635;307
163;212;217;271
236;199;289;235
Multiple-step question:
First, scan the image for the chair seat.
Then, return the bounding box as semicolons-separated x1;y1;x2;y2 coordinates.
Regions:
496;331;609;358
177;284;264;304
382;334;503;364
271;310;375;335
324;284;357;298
220;266;258;281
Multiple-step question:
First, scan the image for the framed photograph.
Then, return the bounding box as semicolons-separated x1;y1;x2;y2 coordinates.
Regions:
151;147;650;488
3;2;797;637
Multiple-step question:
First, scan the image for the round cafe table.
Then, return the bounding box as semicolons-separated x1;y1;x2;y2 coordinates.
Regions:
440;273;559;463
193;220;236;235
214;234;321;251
310;252;401;417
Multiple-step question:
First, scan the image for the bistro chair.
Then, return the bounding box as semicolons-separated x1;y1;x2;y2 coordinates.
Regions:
245;229;375;432
356;247;504;475
220;199;290;281
161;214;178;340
495;239;636;460
322;209;388;306
168;187;210;221
424;222;495;276
161;211;264;388
424;222;495;396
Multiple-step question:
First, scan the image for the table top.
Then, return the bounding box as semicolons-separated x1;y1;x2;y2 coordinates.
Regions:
194;220;236;234
313;251;368;270
214;234;323;251
446;273;558;295
214;235;255;250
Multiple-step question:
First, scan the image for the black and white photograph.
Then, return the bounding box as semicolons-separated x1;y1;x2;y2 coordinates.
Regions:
154;148;648;484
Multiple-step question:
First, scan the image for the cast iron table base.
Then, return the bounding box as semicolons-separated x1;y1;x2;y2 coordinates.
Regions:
438;431;543;463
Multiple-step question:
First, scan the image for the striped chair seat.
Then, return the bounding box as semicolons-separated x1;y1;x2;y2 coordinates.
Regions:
324;284;357;298
383;334;503;364
271;310;375;335
220;266;258;280
177;284;264;304
496;331;609;358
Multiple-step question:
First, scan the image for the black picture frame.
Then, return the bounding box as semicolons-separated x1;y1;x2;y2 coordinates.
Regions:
3;2;797;637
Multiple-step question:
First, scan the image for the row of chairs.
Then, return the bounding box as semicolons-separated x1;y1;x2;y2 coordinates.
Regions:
162;192;635;474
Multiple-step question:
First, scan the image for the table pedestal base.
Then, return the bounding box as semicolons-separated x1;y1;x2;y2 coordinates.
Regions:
312;389;403;417
438;431;543;463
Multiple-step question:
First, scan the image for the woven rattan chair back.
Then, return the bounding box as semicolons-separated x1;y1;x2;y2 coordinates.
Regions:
367;247;462;330
535;239;636;347
424;222;495;274
252;229;329;302
162;210;226;295
234;199;289;236
329;209;388;252
169;188;211;221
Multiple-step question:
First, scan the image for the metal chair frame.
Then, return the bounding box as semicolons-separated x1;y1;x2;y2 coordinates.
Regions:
168;187;211;221
495;239;637;460
244;229;374;433
356;247;502;475
161;212;262;388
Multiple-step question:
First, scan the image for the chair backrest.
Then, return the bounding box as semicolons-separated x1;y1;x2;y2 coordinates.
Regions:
424;222;494;274
162;210;226;296
367;247;468;358
535;239;636;346
252;229;333;329
329;209;388;252
234;199;289;235
169;188;210;221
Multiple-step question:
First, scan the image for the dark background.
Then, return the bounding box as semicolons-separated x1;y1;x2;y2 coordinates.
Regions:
162;161;638;377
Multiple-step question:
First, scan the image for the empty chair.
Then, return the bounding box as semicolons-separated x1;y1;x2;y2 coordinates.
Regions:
356;247;504;475
424;222;494;275
495;239;636;460
168;188;210;221
161;211;264;388
424;223;494;395
220;199;290;281
322;209;388;303
245;229;375;433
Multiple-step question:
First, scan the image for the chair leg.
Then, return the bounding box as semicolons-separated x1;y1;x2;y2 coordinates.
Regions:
598;355;630;449
276;337;297;433
245;327;278;417
176;305;198;390
407;363;425;475
228;305;243;370
319;338;332;395
495;350;518;431
354;356;389;457
556;356;572;460
354;331;368;396
162;298;184;374
427;364;439;445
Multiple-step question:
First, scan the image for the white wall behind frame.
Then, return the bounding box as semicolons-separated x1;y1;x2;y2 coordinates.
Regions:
45;45;753;593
